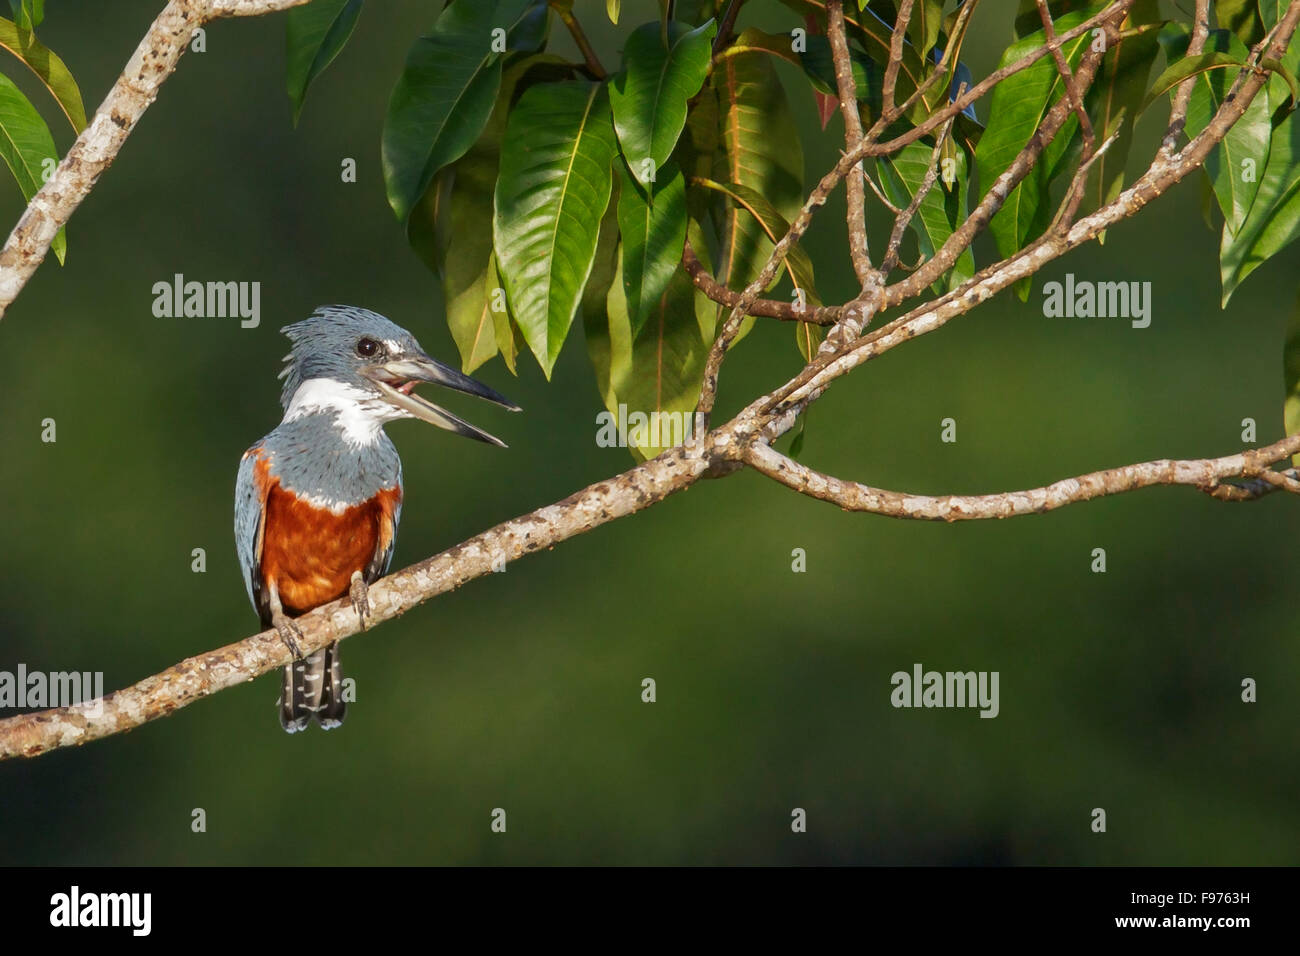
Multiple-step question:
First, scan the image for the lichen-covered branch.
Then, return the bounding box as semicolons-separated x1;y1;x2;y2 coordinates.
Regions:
744;438;1300;520
0;444;715;758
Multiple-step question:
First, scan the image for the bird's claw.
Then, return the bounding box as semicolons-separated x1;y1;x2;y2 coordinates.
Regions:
349;571;371;630
271;612;305;660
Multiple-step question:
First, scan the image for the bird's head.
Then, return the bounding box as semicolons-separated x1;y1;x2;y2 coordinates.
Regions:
278;305;519;447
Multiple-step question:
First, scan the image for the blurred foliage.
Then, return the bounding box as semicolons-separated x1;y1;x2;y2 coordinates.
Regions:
0;0;1297;865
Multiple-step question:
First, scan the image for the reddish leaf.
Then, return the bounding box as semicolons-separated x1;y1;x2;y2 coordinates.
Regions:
814;90;838;128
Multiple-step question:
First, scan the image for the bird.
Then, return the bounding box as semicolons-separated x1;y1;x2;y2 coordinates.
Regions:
234;305;518;732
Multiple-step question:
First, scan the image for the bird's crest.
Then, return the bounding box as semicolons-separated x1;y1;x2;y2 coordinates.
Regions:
277;305;413;409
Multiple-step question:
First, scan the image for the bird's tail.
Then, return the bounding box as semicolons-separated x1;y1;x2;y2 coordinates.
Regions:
279;641;347;732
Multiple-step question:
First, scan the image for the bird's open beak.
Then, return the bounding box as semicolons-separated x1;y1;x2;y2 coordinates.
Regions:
363;354;521;447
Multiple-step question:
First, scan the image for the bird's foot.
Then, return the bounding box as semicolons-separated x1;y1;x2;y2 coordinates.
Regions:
271;610;305;660
349;571;371;630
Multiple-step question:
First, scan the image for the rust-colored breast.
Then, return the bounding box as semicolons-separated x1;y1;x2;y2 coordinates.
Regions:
257;463;401;615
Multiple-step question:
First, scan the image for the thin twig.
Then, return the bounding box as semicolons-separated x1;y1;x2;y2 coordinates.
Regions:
683;242;840;324
1036;0;1096;150
713;0;745;53
553;2;607;79
881;0;915;117
1160;0;1209;156
880;108;959;275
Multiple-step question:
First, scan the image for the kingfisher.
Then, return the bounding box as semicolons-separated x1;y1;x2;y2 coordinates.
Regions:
234;305;518;732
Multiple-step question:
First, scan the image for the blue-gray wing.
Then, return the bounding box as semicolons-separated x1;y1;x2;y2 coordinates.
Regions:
234;446;270;623
365;459;403;582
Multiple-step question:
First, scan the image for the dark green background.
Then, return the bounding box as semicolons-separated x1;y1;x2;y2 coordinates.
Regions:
0;0;1295;865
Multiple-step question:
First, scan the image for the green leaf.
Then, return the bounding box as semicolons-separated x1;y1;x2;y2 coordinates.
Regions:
1199;165;1220;231
408;55;570;372
788;413;807;460
1259;1;1300;107
381;0;536;221
1144;52;1250;109
775;0;946;120
718;27;800;69
1081;3;1161;235
490;254;524;375
1216;0;1264;45
8;0;41;31
508;0;553;54
676;1;721;25
795;315;823;362
790;31;882;107
698;171;823;361
711;51;804;297
1260;0;1291;32
606;0;620;25
587;180;623;312
0;15;86;131
451;249;505;373
716;25;881;110
694;177;819;303
494;81;618;376
1282;289;1300;465
0;72;62;262
285;0;362;126
878;141;974;294
975;6;1099;299
617;160;688;335
583;196;625;396
409;168;455;282
907;0;943;59
1014;0;1091;38
1218;112;1300;303
1182;31;1270;235
1218;26;1300;304
436;151;513;374
597;229;714;461
610;18;716;186
678;82;719;222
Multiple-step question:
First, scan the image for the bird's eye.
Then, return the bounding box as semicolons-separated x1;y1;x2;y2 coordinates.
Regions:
356;338;380;358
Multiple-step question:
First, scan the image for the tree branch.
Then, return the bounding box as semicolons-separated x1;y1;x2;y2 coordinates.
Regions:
0;0;309;320
0;443;717;759
769;0;1300;420
744;436;1300;520
683;241;841;324
828;0;872;283
713;0;745;53
878;3;1125;307
695;0;1132;416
